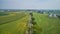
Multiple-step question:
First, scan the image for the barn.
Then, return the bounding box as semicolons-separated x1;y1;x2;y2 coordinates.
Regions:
49;13;57;17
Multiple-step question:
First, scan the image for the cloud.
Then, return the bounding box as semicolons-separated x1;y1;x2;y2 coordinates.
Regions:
0;0;60;9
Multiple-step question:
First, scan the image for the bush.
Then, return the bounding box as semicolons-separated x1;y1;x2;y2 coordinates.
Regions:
32;21;36;25
31;17;35;21
57;15;60;18
30;13;33;16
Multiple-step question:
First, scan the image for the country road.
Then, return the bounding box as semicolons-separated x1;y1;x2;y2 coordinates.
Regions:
26;12;33;34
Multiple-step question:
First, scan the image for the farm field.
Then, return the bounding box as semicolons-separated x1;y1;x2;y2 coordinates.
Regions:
33;12;60;34
0;11;60;34
0;12;30;34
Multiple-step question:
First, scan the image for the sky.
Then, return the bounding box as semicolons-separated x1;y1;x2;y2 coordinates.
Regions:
0;0;60;9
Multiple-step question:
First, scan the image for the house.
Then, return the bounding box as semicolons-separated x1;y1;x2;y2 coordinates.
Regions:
49;13;57;17
49;13;53;17
53;14;57;17
43;12;46;14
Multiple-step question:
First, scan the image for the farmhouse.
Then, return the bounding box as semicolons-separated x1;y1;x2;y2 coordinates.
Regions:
49;13;57;17
43;12;46;14
49;13;53;17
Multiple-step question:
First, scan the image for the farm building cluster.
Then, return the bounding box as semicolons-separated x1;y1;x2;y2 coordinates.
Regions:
35;10;60;18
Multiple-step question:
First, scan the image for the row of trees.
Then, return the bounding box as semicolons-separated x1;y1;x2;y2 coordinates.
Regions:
29;12;42;34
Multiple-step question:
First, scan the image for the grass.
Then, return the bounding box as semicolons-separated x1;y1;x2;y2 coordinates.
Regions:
0;11;60;34
0;12;26;24
0;12;30;34
33;12;60;34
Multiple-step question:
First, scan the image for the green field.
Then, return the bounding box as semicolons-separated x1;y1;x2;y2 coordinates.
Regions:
33;12;60;34
0;12;30;34
0;11;60;34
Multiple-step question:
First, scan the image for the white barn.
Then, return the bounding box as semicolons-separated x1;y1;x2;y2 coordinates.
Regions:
49;13;57;17
49;13;53;17
43;12;46;14
53;14;57;17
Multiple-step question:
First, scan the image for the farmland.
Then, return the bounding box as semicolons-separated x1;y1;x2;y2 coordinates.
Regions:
33;12;60;34
0;10;60;34
0;12;30;34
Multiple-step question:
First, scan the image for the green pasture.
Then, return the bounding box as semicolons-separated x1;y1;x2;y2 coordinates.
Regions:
0;11;60;34
33;12;60;34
